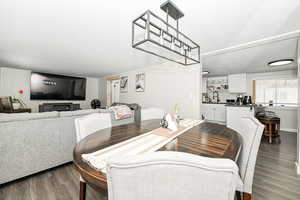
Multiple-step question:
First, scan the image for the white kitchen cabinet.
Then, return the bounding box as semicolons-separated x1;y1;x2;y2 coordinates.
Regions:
201;104;226;124
214;107;226;122
203;107;214;121
228;73;247;93
226;106;255;133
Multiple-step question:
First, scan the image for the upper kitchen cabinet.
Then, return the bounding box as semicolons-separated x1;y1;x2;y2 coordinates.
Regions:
228;73;247;93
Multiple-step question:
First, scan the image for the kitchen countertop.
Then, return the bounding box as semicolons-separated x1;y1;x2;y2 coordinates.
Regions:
202;102;226;104
225;104;256;108
202;102;259;108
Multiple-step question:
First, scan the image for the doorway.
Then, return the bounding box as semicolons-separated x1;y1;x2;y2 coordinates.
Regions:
111;79;120;104
106;76;120;106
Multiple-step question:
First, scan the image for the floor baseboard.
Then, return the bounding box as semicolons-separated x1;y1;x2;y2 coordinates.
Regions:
281;128;297;133
295;162;300;175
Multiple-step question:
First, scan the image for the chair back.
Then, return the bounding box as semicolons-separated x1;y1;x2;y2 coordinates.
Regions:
141;107;165;121
107;151;242;200
237;117;264;194
74;113;111;143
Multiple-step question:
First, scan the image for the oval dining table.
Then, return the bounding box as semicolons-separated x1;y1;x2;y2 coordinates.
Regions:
73;119;242;199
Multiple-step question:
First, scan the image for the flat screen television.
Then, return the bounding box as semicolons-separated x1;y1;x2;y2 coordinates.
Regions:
30;72;86;100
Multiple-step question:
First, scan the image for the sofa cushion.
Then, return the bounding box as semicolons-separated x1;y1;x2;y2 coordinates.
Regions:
0;111;59;123
59;109;100;117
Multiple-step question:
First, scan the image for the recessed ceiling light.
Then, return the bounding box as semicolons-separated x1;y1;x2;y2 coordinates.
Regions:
268;59;294;67
202;71;209;75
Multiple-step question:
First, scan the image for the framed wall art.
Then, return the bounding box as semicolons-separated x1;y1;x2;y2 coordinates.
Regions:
135;73;145;92
120;76;128;93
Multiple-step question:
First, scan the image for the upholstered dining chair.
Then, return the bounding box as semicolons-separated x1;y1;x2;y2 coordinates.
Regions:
75;113;112;142
74;113;112;200
106;151;242;200
141;107;165;121
236;117;264;200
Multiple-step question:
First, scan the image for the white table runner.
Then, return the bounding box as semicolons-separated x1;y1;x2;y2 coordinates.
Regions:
82;119;203;173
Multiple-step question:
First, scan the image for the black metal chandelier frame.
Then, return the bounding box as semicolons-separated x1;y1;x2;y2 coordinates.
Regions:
132;1;200;66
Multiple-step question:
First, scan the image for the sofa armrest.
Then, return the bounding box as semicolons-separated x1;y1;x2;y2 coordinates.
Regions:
110;103;141;124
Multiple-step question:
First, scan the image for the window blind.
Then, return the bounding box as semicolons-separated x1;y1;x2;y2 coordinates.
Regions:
255;79;298;105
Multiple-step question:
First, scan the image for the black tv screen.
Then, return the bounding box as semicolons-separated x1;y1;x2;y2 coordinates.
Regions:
30;72;86;100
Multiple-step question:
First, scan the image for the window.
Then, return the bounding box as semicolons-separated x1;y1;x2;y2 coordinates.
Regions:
255;79;298;106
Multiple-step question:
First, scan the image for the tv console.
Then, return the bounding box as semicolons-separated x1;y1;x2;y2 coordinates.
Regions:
39;103;80;112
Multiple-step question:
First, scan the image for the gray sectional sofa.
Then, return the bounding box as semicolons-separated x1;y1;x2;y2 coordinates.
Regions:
0;107;140;184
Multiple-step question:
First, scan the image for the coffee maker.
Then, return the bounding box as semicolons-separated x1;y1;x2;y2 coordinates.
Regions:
242;96;252;105
236;95;243;105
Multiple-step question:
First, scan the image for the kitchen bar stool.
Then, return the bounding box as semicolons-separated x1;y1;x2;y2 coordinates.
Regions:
257;116;280;144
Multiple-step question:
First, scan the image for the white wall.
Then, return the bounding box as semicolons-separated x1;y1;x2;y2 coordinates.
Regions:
265;106;297;132
100;62;202;119
0;67;99;112
297;37;300;174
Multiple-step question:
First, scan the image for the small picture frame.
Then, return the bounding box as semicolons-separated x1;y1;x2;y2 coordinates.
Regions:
135;73;145;92
120;76;128;93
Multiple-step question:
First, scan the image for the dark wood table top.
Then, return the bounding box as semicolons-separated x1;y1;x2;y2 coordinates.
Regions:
73;120;241;190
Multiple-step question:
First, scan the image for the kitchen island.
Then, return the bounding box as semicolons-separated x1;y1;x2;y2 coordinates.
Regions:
226;104;256;133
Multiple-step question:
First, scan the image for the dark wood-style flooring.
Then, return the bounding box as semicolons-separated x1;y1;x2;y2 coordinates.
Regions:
1;131;299;200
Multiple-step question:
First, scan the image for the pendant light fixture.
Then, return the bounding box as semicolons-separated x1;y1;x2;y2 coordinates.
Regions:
132;0;200;66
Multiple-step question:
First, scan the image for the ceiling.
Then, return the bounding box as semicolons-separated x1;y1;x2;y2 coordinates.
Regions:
0;0;300;77
203;37;298;76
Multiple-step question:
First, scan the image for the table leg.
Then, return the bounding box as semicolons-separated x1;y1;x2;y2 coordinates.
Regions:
80;181;86;200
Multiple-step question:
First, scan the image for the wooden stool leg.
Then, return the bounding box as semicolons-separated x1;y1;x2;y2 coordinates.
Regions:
243;193;252;200
269;123;272;144
80;181;86;200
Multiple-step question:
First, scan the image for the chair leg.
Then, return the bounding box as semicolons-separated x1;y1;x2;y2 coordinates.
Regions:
243;193;252;200
269;123;272;144
80;181;86;200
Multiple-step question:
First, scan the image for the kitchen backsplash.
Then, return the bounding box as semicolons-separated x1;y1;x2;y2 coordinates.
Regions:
203;76;238;102
205;88;237;103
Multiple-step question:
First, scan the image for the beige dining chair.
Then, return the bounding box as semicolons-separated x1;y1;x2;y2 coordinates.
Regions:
236;117;264;200
74;113;112;200
106;151;242;200
75;113;112;143
141;107;165;121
